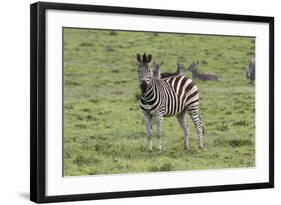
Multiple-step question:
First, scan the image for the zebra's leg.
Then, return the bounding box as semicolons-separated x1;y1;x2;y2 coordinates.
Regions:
156;115;163;153
189;106;204;149
176;111;189;150
143;111;153;152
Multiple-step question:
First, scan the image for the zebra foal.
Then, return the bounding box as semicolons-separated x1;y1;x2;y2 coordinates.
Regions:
137;53;204;152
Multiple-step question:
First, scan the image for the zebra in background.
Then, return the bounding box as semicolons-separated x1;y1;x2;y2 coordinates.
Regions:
188;62;218;81
137;53;204;152
152;63;161;79
153;63;186;79
245;57;255;81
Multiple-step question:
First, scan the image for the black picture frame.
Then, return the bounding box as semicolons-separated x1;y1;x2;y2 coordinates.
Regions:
30;1;274;203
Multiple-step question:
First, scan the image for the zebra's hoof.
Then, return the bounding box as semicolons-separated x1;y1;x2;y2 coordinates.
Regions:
158;149;162;154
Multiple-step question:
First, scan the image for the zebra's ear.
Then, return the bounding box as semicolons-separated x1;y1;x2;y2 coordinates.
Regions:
136;53;141;63
142;53;147;62
147;54;152;63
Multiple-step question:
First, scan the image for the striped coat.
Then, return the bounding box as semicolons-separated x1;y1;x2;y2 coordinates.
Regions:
137;53;204;152
140;75;199;117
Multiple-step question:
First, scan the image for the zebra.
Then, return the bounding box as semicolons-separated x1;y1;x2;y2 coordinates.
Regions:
153;63;186;79
245;57;255;81
137;53;204;152
188;62;218;81
152;63;161;79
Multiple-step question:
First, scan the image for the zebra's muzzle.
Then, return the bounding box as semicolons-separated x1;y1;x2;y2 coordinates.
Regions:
140;80;148;93
141;80;147;85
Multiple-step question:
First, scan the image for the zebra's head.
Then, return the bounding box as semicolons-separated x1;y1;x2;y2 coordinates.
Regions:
152;63;161;79
177;63;186;74
136;53;153;93
187;61;199;72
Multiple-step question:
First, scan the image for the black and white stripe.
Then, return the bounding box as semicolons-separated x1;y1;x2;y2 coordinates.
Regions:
137;53;204;152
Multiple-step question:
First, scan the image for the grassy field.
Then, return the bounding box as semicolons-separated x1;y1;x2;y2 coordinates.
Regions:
63;28;255;176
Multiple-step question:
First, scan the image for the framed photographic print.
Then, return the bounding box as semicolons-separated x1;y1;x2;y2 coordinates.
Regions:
30;1;274;203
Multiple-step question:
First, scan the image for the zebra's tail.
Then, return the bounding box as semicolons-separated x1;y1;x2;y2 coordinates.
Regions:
202;126;206;134
199;115;205;134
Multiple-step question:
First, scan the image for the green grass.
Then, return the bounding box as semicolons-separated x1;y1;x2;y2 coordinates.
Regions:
63;28;255;176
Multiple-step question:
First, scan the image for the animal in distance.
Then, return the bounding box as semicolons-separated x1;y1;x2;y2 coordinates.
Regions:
187;62;218;81
245;57;255;81
153;63;186;79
